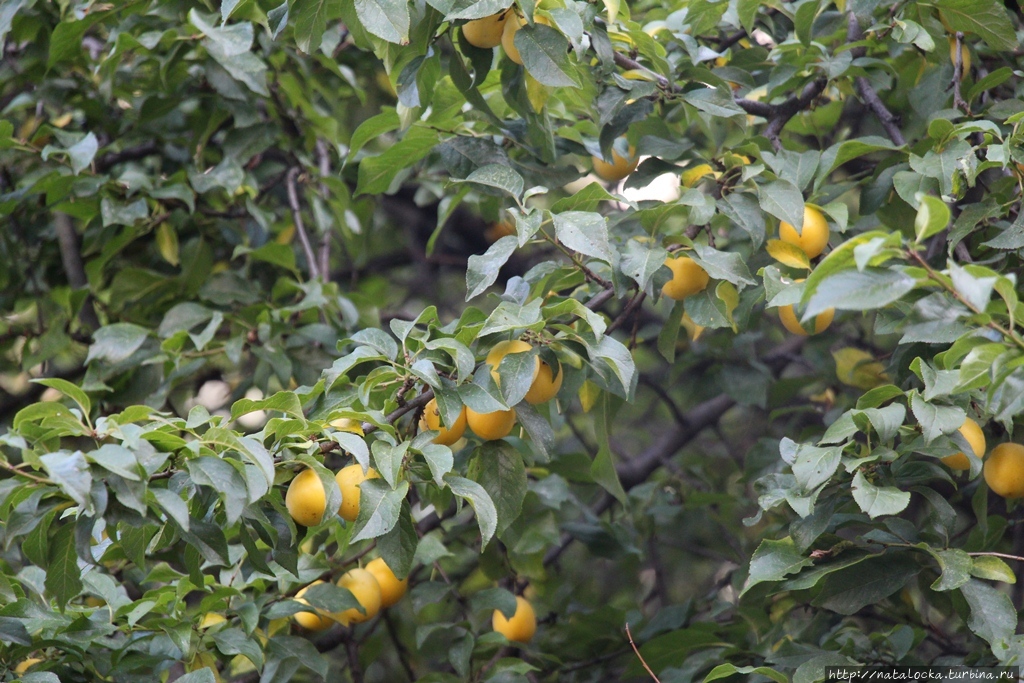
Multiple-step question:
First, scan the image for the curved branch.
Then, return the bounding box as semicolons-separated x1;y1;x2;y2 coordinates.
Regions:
846;13;907;146
286;168;322;281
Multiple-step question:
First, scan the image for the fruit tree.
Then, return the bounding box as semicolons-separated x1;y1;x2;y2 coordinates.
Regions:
1;1;1024;682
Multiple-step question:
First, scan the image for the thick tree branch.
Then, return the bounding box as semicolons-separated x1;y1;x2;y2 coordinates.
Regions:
951;32;968;114
95;142;161;173
763;78;828;150
54;212;101;330
286;167;322;281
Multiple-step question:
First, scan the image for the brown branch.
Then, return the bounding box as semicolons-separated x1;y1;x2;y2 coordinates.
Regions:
606;290;646;334
951;32;968;114
718;29;748;50
285;167;322;281
315;139;332;278
0;459;52;485
95;142;160;173
846;13;907;146
54;212;101;330
763;78;828;150
625;623;662;683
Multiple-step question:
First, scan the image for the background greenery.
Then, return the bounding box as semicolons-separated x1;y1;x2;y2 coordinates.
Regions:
1;0;1023;681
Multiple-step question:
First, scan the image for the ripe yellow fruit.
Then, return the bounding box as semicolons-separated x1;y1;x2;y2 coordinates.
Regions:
294;581;335;631
463;11;509;49
779;205;830;259
524;360;563;404
466;407;516;440
833;348;890;390
591;144;639;182
942;418;986;470
984;443;1024;498
948;36;970;76
420;398;468;446
14;658;43;674
365;557;408;608
492;596;537;643
661;255;710;300
487;340;539;386
286;468;327;527
778;304;834;335
334;568;382;625
501;13;550;65
336;464;380;523
777;280;833;335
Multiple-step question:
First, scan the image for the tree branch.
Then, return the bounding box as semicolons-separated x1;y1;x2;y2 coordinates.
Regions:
95;142;161;173
54;212;101;330
846;13;907;146
763;78;828;150
611;51;673;91
315;139;332;278
286;167;322;281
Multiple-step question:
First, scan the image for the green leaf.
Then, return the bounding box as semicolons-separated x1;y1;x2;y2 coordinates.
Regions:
927;547;972;591
552;211;615;264
292;0;343;52
351;479;409;542
213;628;264;671
469;587;518;618
690;243;756;287
347;109;401;162
355;0;409;44
811;553;919;615
174;670;217;683
914;195;951;243
620;240;668;291
515;24;580;88
757;180;805;229
705;664;788;683
469;442;527;534
45;524;83;610
31;378;90;417
741;537;812;596
851;471;910;519
910;392;965;444
86;323;149;364
356;126;441;196
371;440;409;489
100;197;149;227
40;451;92;509
428;0;513;21
466;236;517;300
445;474;498;547
970;556;1016;583
378;503;417;579
934;0;1017;51
454;164;525;199
804;268;916;318
959;578;1017;645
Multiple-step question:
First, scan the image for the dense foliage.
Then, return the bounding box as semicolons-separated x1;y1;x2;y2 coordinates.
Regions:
1;0;1024;681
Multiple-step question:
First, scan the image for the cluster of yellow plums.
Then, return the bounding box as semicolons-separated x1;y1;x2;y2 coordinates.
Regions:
461;7;549;67
420;339;562;443
282;341;559;642
293;557;408;631
941;417;1024;499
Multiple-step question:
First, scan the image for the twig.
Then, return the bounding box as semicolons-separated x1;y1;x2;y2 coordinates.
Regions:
611;51;673;91
951;32;968;114
585;287;616;311
315;139;332;278
625;623;661;683
846;13;907;146
906;249;1024;351
0;459;52;485
285;167;322;281
606;290;646;334
718;29;747;50
968;551;1024;563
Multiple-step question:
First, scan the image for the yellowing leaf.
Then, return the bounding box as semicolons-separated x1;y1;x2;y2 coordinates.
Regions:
680;312;705;341
155;222;179;266
681;163;715;188
277;224;296;245
766;239;810;270
578;380;600;413
525;74;549;114
834;348;891;390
